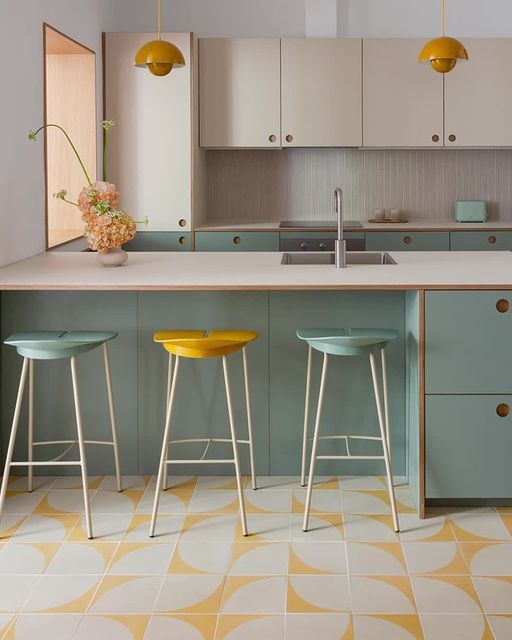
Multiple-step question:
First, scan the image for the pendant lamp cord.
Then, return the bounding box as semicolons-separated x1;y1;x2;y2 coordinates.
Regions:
442;0;445;36
157;0;161;40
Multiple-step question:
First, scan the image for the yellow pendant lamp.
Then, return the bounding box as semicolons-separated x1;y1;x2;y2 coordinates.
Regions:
419;0;468;73
134;0;185;76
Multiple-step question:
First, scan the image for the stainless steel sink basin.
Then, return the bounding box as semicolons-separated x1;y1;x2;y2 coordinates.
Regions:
280;251;397;265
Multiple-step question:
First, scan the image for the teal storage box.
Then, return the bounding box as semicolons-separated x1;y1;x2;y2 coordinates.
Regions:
455;201;488;223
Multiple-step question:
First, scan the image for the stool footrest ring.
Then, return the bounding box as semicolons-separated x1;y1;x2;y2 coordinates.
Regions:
165;459;236;465
10;460;83;466
317;455;386;460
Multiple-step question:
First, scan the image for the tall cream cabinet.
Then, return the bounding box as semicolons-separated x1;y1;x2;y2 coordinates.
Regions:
200;38;362;148
363;39;444;148
281;39;362;147
199;39;281;148
445;39;512;147
104;33;194;232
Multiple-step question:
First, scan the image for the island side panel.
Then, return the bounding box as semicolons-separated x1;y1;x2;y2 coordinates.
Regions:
268;291;406;476
137;291;270;476
1;291;139;475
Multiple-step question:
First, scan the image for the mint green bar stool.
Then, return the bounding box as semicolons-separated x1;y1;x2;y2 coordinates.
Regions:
0;331;123;539
298;328;399;533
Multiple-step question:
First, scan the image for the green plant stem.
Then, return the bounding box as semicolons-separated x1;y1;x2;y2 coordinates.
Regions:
58;197;79;207
32;124;92;186
103;128;109;182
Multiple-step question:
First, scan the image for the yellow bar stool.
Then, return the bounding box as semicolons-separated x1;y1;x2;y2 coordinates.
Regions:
150;330;259;537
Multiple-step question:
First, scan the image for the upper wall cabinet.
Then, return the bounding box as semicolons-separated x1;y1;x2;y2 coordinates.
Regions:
104;33;193;232
363;39;444;148
199;38;281;148
281;39;362;147
445;39;512;147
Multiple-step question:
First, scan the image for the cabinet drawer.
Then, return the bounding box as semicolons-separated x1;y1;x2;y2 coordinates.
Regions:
194;231;279;252
365;232;449;251
123;232;191;251
425;291;512;394
450;231;512;251
426;394;512;498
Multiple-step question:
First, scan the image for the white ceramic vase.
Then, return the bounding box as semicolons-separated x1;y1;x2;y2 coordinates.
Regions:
97;247;128;267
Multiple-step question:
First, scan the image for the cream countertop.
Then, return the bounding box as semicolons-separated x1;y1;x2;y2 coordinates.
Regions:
0;251;512;291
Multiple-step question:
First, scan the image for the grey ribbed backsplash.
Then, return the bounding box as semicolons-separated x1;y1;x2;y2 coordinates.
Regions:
206;148;512;222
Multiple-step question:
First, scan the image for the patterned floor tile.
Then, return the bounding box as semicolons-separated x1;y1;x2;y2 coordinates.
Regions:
343;514;398;542
145;614;216;639
221;576;287;614
2;614;82;640
346;542;406;574
402;542;468;574
287;575;351;613
70;513;132;542
47;542;117;574
31;491;92;516
472;576;512;613
6;476;57;492
188;490;239;514
0;543;59;574
420;613;493;640
235;515;290;542
0;577;40;613
74;614;150;640
290;514;343;541
447;508;511;542
460;542;512;575
9;515;79;543
228;542;288;575
341;489;414;515
353;614;423;639
90;490;144;514
124;514;184;542
246;476;297;491
1;492;45;515
292;489;342;514
398;512;455;542
288;541;347;574
169;541;232;574
155;575;225;614
411;576;482;613
100;475;150;491
147;475;197;491
52;476;103;490
487;614;512;639
22;574;99;613
244;491;291;514
285;613;353;640
136;488;191;514
0;516;26;542
349;576;416;614
0;616;14;639
89;575;164;613
215;614;285;640
180;515;238;543
107;542;175;574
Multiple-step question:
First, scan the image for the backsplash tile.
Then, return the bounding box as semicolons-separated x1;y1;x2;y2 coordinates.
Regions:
206;148;512;222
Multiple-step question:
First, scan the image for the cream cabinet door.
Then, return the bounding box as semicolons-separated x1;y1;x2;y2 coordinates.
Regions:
199;38;281;148
445;39;512;147
281;39;362;147
104;33;192;232
363;39;443;147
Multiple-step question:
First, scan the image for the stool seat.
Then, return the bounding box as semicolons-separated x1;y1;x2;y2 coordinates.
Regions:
154;330;258;359
4;331;117;360
297;328;398;356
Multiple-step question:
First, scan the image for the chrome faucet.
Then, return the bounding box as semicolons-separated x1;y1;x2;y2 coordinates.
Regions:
334;188;346;268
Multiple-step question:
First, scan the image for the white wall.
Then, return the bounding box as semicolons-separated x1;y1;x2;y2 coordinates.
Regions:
0;0;106;267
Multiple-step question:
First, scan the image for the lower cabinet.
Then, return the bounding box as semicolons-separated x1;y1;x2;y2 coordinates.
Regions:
365;231;449;251
450;231;512;251
123;232;191;251
195;231;280;251
426;394;512;499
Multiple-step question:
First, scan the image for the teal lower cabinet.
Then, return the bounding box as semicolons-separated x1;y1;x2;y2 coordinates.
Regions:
365;231;449;252
426;394;512;499
450;231;512;251
123;232;191;251
195;231;279;252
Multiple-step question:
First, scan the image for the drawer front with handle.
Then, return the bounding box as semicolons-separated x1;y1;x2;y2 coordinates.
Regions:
365;231;449;252
194;231;280;252
450;231;512;251
426;394;512;498
123;232;191;252
425;291;512;394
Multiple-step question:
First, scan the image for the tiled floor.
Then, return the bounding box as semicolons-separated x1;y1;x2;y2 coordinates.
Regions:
0;474;511;639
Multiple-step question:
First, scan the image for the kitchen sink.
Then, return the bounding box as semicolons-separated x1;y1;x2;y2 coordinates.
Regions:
280;251;397;265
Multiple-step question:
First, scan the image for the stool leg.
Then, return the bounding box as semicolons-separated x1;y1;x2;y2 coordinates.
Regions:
223;355;248;537
103;343;122;493
0;358;29;520
242;347;257;491
303;352;329;532
381;348;393;474
70;356;93;540
300;345;313;487
369;352;399;533
150;356;180;537
163;353;174;492
28;359;34;493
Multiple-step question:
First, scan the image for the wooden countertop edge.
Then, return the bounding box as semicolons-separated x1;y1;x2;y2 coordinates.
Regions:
2;284;512;291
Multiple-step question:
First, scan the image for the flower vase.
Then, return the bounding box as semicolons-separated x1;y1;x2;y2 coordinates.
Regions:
97;247;128;267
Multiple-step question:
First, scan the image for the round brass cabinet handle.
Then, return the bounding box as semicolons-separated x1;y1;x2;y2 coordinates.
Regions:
496;299;510;313
448;134;457;142
285;134;294;143
233;236;241;245
403;235;412;245
432;134;440;142
496;403;510;418
178;236;187;245
268;134;277;143
488;235;497;245
178;218;187;228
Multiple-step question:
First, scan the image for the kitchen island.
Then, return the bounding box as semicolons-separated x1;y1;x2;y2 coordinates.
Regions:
1;250;512;518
